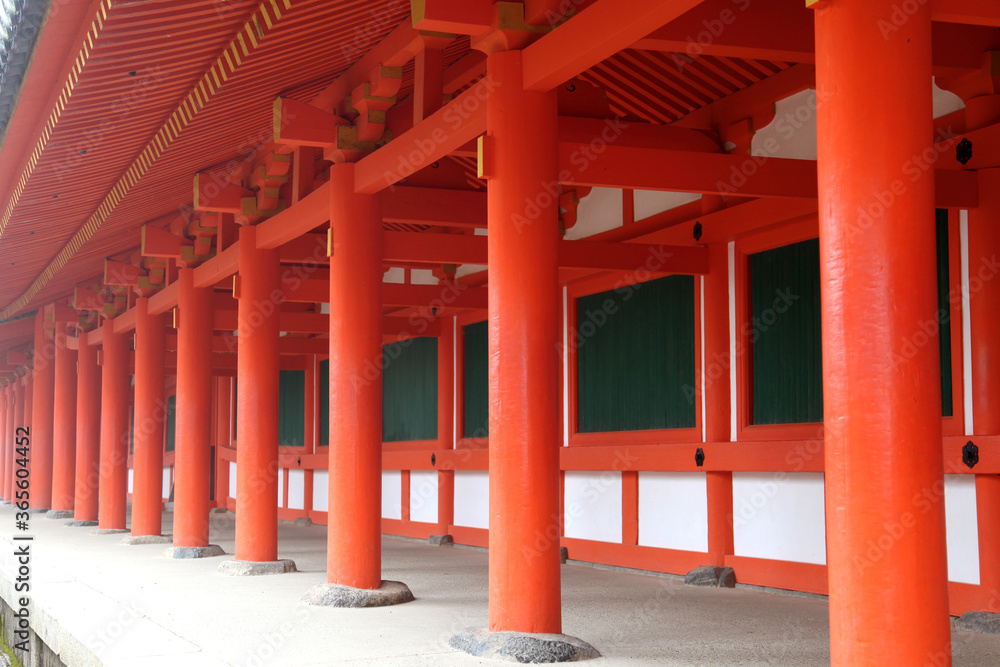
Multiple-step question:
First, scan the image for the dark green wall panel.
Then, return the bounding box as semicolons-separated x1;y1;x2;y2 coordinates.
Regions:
166;394;176;452
319;360;329;447
383;337;438;442
936;209;953;417
278;370;305;447
463;321;489;438
577;275;696;432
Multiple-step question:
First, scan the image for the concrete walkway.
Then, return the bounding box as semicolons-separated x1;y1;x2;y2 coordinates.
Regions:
0;506;996;666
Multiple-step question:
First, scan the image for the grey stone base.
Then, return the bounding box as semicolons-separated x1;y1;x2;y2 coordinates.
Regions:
27;508;49;514
684;565;737;588
164;545;226;559
210;507;229;514
45;510;74;520
303;581;414;608
429;534;453;547
956;611;1000;635
90;528;130;535
449;627;600;663
218;559;296;576
121;534;172;546
560;546;569;564
66;520;98;527
294;517;313;527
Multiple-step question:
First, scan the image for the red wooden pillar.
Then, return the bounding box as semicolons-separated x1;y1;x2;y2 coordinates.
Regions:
215;377;231;507
98;322;131;530
326;162;391;590
174;269;213;548
486;50;561;634
1;384;9;502
704;242;733;565
437;318;454;533
50;329;77;514
815;1;951;663
74;334;101;523
30;311;55;511
11;376;25;503
232;224;284;566
962;96;1000;610
131;298;167;537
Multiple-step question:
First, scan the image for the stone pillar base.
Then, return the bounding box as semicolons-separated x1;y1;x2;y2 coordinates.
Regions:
428;534;453;547
685;565;736;588
121;535;172;546
90;528;130;535
27;508;49;514
294;517;313;527
45;510;74;520
164;545;226;559
66;520;98;527
956;611;1000;635
218;559;296;576
303;581;414;608
449;628;600;663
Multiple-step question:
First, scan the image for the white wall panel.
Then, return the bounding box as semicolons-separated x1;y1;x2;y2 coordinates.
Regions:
287;469;305;511
638;472;708;553
382;470;402;520
564;471;623;544
312;470;328;511
454;471;489;529
409;470;438;524
732;472;826;565
945;474;979;584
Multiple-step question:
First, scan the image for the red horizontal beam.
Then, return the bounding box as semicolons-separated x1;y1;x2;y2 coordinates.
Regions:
382;186;487;228
256;181;330;250
933;0;1000;26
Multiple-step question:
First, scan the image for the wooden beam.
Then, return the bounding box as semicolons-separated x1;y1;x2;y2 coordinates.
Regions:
382;186;487;228
383;283;488;310
72;287;105;311
559;240;708;275
193;173;250;213
933;0;1000;26
104;260;145;286
193;242;241;289
256;182;330;250
273;97;346;147
141;225;184;258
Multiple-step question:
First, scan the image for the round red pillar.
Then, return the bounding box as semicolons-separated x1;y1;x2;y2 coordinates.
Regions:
30;312;55;510
98;322;131;530
235;225;280;562
1;384;9;502
485;50;561;634
50;329;78;512
74;334;102;523
815;1;951;663
9;376;25;505
132;298;167;537
174;269;213;547
214;377;232;508
326;163;384;589
437;319;455;533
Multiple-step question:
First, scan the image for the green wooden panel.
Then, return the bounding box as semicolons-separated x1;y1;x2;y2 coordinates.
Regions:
166;395;176;452
463;321;489;438
278;370;305;447
383;337;438;442
936;209;953;417
319;359;329;447
750;238;823;425
577;275;696;432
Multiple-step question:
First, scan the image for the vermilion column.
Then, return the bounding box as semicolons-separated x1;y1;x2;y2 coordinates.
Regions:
327;162;386;590
963;97;1000;610
30;312;55;511
215;377;232;507
815;1;950;664
10;376;24;504
704;242;733;566
174;269;213;548
74;334;102;523
50;329;77;514
131;298;167;537
0;384;8;502
437;319;454;533
98;322;131;530
486;50;561;634
233;225;282;564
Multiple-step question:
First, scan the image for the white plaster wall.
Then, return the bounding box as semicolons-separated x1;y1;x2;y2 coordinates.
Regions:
638;472;709;553
933;78;964;119
162;467;171;500
382;470;402;520
633;190;701;221
564;471;623;544
752;88;817;161
565;186;622;240
313;470;328;511
278;468;285;508
288;469;305;511
454;471;489;529
455;263;487;279
409;470;438;524
732;472;826;565
228;461;237;500
945;474;979;585
410;269;439;285
127;468;133;494
383;267;405;283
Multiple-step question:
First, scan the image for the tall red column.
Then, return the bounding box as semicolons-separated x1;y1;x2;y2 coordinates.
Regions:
98;322;131;531
226;224;290;572
131;298;167;537
73;334;101;524
50;329;77;515
486;50;561;634
326;163;387;590
437;319;455;534
215;377;232;508
30;312;55;511
1;384;9;503
173;269;214;550
815;1;950;664
704;242;733;565
9;376;24;505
